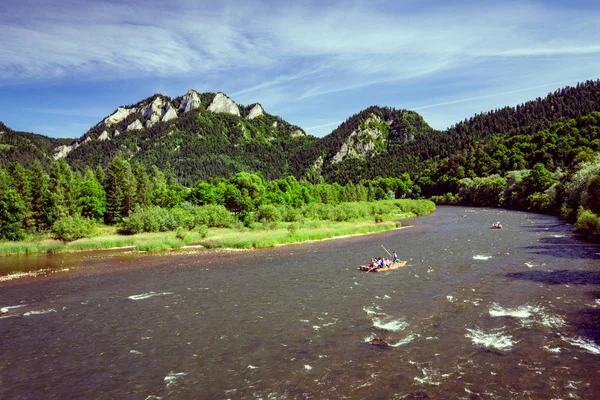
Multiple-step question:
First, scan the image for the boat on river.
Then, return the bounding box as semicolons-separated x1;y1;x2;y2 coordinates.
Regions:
359;260;407;272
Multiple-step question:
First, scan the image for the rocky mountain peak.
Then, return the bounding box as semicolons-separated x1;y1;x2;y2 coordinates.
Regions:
208;92;240;116
247;104;264;119
104;107;135;126
179;89;202;113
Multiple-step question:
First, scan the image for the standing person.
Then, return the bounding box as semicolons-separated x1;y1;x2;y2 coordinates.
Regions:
393;251;398;262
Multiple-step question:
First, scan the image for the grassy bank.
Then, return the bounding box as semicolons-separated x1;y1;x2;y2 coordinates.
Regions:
0;199;435;256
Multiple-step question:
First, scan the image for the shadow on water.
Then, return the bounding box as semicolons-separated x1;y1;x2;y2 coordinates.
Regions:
520;223;569;233
569;308;600;344
506;270;600;285
521;245;600;259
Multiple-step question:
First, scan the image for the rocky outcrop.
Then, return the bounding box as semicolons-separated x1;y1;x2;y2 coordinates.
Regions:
53;145;73;160
162;104;178;122
208;92;240;116
330;115;384;164
247;104;264;119
291;129;306;138
98;130;110;141
141;97;165;127
179;89;202;113
104;107;135;126
113;130;121;137
127;119;144;131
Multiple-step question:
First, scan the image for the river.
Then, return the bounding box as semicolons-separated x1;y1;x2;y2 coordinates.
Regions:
1;206;600;399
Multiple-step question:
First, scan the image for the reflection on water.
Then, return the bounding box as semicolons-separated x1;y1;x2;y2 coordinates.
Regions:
1;206;600;399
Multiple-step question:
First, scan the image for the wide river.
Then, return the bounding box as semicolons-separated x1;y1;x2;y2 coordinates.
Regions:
1;206;600;399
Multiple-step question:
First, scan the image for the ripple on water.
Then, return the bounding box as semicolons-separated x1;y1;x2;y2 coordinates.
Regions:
559;335;600;354
128;292;173;301
23;308;57;317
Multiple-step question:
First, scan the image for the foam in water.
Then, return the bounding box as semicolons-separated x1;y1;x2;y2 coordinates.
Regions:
446;295;454;302
473;255;492;260
304;365;312;371
389;333;417;347
23;308;57;317
0;268;70;282
363;333;376;343
465;327;516;351
164;372;186;389
489;303;565;328
489;303;534;318
372;316;408;332
560;335;600;354
543;345;561;353
362;305;384;316
128;292;173;301
130;350;143;355
525;262;537;268
247;365;259;369
413;366;449;386
1;304;26;313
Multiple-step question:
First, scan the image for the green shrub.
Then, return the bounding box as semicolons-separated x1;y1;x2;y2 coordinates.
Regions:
574;207;600;239
288;222;299;236
51;215;96;242
198;224;208;238
256;204;282;223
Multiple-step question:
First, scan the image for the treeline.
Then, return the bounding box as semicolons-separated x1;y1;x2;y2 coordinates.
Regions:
429;112;600;240
0;157;422;241
322;80;600;184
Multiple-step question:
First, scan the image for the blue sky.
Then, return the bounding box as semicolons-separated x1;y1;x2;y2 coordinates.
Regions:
1;0;600;138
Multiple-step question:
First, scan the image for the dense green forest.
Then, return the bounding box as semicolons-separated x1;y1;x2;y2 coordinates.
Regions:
0;157;423;242
1;80;600;242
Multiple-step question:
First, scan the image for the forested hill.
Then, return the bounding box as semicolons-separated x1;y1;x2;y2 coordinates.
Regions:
322;80;600;184
0;122;72;169
3;80;600;187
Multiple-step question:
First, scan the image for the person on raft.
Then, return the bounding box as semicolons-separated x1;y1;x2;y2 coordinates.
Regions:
393;251;399;262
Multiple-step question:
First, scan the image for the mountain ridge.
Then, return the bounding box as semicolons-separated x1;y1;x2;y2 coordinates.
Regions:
2;80;600;187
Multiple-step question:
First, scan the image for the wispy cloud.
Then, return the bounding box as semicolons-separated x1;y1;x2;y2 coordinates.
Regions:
1;0;600;137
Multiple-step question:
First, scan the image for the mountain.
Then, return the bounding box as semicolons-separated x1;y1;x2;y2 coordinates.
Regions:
49;90;314;185
0;122;72;169
320;80;600;185
3;80;600;188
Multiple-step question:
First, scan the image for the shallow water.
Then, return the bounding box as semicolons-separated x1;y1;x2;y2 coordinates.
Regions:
1;206;600;399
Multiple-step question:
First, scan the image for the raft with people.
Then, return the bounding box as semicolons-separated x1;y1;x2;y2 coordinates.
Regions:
359;260;407;272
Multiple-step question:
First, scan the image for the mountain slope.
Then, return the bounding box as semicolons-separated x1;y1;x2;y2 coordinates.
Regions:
52;90;312;184
0;122;72;168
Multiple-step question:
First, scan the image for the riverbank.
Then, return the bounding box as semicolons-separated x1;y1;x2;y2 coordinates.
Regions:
0;217;408;257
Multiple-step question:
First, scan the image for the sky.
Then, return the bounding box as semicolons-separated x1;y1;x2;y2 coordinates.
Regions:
1;0;600;138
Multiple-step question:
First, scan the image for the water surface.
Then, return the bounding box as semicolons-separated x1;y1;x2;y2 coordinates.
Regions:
1;206;600;399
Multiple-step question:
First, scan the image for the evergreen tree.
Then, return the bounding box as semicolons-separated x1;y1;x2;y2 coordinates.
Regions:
29;160;55;231
104;157;137;224
79;168;106;222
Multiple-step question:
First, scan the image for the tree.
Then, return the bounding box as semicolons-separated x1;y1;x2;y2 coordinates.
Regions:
104;157;137;224
0;169;26;240
49;159;76;218
29;160;55;231
78;169;106;222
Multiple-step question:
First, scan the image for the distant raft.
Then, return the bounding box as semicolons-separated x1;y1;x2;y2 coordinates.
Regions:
359;261;407;272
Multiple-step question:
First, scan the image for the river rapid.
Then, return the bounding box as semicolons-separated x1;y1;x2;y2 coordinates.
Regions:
1;206;600;399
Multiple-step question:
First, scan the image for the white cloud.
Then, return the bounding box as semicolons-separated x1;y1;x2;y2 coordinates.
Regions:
1;0;600;137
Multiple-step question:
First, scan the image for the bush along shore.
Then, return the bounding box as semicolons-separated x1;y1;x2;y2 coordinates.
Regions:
0;199;435;256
